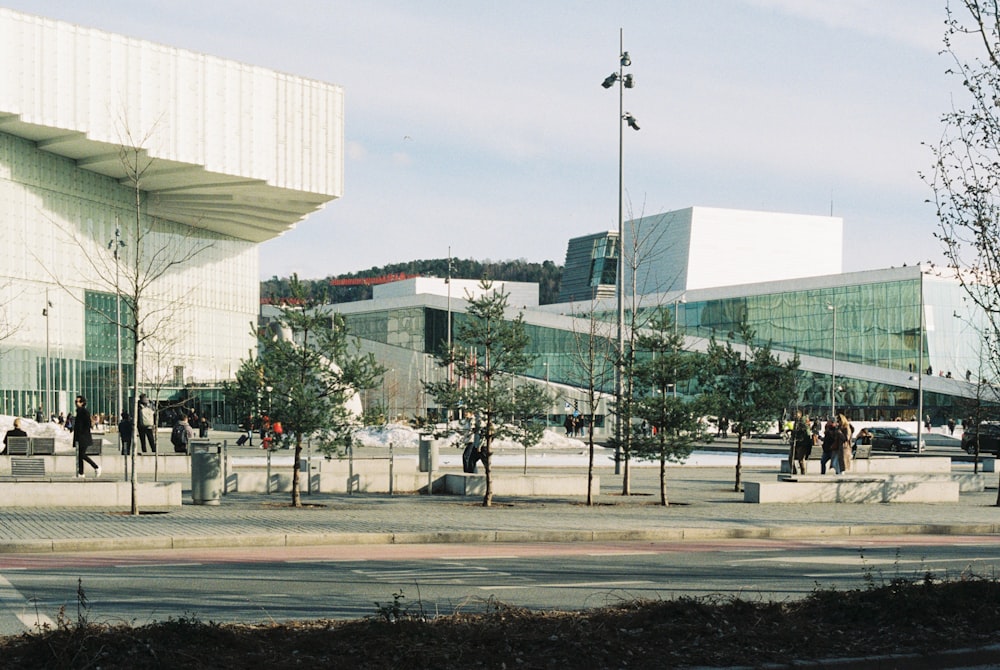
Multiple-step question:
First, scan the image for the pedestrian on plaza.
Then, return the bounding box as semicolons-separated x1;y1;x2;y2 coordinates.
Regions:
718;416;729;439
563;415;573;437
137;394;157;453
837;414;854;473
924;414;932;431
73;395;100;478
199;415;210;438
118;412;133;456
790;410;812;474
821;418;839;474
1;417;27;455
947;418;956;436
170;415;194;454
811;416;822;447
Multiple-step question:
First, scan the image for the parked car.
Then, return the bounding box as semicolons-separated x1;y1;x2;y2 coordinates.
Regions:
867;426;922;452
962;421;1000;455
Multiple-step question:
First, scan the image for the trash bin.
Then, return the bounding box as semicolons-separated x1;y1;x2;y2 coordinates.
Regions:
418;437;439;473
190;441;222;505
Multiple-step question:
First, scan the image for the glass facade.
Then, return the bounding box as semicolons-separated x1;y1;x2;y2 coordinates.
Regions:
0;131;257;426
333;259;988;427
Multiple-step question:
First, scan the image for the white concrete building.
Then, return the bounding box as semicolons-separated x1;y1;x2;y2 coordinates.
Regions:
624;206;843;294
0;9;343;421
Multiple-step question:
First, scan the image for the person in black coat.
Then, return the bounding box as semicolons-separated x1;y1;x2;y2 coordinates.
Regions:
74;395;100;478
2;418;27;455
118;412;134;456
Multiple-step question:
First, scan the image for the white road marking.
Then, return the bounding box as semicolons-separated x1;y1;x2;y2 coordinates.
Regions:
0;574;55;632
482;580;652;591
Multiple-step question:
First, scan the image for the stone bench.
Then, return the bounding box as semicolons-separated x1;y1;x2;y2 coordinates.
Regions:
781;456;953;475
744;474;961;504
0;480;181;507
442;473;599;498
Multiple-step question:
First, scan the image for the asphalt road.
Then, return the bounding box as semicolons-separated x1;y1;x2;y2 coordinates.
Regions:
4;534;1000;635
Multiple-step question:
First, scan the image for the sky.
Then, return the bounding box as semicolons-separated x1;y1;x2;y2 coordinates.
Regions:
2;1;966;280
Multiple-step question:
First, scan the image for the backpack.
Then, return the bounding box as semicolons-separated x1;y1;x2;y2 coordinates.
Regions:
171;423;189;448
140;406;154;427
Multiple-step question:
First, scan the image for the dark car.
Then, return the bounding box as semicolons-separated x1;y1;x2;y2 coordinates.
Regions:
867;426;922;452
962;422;1000;455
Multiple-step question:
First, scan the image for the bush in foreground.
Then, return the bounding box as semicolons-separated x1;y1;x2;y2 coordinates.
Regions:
4;576;1000;668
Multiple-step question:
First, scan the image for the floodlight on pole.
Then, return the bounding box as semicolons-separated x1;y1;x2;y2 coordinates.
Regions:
601;27;638;475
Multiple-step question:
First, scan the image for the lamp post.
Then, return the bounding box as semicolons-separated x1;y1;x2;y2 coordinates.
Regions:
43;290;52;418
827;303;836;419
916;271;925;452
602;28;638;474
673;295;686;398
108;219;126;425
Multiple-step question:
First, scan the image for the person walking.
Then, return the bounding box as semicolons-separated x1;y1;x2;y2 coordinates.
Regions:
170;415;194;454
821;418;839;474
118;412;134;456
73;395;100;478
137;395;156;454
791;410;812;474
837;414;854;473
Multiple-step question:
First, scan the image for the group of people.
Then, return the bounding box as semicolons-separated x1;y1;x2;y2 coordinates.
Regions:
789;410;868;476
563;414;585;438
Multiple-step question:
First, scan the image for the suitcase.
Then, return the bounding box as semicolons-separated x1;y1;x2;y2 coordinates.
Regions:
236;433;249;446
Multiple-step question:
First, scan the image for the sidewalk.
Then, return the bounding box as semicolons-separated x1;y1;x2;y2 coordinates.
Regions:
1;463;999;554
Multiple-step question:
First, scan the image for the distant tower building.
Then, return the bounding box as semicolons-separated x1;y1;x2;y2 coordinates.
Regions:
557;231;619;304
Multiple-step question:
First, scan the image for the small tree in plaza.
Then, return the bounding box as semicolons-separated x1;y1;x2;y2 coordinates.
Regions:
423;279;544;507
699;321;799;491
509;382;551;475
632;307;710;506
231;276;384;507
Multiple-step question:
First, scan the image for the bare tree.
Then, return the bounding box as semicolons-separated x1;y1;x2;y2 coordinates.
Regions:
926;1;1000;384
565;302;618;505
30;123;214;514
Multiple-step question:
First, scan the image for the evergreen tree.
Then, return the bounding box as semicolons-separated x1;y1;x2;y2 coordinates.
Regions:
229;275;383;507
423;279;545;506
699;321;799;491
632;307;710;506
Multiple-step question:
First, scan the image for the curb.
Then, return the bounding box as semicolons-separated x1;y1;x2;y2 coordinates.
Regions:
2;522;999;554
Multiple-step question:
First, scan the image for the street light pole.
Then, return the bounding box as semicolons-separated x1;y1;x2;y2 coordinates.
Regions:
43;290;52;418
602;28;638;475
673;295;686;398
827;303;836;419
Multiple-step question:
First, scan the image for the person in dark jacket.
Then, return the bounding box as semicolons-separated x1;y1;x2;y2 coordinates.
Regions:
118;412;134;456
2;418;27;455
74;395;100;478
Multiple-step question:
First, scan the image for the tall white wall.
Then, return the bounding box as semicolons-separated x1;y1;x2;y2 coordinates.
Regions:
0;8;344;197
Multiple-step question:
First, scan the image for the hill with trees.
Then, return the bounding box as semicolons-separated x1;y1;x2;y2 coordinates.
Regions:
261;258;563;305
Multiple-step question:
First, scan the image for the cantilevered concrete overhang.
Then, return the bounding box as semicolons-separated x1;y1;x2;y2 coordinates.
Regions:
0;9;344;243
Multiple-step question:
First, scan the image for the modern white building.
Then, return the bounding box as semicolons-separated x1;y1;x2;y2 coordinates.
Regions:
624;206;843;294
0;9;343;422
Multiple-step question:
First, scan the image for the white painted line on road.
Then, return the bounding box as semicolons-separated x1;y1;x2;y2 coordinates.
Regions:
481;580;651;590
585;551;657;557
114;562;203;569
0;574;54;632
732;555;997;567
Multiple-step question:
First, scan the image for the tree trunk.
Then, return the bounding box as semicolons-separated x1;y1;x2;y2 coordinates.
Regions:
482;442;493;507
734;433;744;492
659;447;668;506
291;435;302;507
586;428;595;506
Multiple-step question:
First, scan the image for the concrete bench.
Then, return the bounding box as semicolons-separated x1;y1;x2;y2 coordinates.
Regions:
744;474;961;504
10;457;45;477
6;436;30;456
31;437;55;455
0;480;181;507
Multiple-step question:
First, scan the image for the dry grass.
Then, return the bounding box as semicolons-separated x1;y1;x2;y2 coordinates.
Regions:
4;576;1000;668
